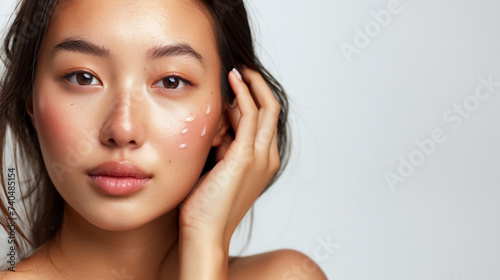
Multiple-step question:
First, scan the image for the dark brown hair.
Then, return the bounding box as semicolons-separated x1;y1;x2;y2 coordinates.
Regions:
0;0;290;262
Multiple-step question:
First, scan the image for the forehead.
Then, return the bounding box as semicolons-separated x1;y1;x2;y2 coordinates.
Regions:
43;0;217;62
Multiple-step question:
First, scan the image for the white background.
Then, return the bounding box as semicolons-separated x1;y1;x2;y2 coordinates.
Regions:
2;0;500;279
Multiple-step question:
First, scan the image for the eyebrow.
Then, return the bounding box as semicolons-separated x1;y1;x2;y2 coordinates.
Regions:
52;38;110;57
51;37;205;66
147;44;204;65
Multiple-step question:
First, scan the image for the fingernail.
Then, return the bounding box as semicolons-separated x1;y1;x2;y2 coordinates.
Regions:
232;68;242;80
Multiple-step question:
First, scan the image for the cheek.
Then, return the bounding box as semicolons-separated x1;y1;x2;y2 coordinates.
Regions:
34;92;82;170
176;103;215;150
148;97;222;204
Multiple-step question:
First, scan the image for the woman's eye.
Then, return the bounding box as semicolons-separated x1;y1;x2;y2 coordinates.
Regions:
67;72;101;86
154;76;188;90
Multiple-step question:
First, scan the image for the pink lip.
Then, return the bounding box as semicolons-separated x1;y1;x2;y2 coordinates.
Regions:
88;161;152;196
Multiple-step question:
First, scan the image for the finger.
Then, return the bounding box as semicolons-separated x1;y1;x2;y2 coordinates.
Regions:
268;128;280;172
226;98;241;133
228;69;259;146
240;67;280;152
270;125;278;157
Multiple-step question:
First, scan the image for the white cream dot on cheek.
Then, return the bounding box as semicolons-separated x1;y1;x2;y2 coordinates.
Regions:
178;102;214;149
179;113;194;150
201;125;206;137
200;104;211;137
184;115;195;123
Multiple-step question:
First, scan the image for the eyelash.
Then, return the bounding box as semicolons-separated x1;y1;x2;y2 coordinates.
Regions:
62;71;195;90
153;74;195;90
62;71;102;87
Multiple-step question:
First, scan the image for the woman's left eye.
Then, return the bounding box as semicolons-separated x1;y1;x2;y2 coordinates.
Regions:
154;76;190;90
66;72;101;86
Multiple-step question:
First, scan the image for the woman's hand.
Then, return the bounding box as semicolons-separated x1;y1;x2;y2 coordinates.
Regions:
178;67;281;279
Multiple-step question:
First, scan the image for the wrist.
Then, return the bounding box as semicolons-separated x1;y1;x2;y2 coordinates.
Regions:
180;226;230;253
178;230;229;280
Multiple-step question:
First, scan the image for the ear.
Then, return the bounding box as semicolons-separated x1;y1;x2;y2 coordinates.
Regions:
26;96;37;131
211;109;231;147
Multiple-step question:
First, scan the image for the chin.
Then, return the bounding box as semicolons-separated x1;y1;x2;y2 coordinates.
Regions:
65;198;178;232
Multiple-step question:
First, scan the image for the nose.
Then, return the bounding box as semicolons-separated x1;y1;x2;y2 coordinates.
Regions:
99;87;147;149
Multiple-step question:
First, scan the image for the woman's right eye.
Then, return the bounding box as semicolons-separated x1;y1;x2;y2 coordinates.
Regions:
66;72;101;86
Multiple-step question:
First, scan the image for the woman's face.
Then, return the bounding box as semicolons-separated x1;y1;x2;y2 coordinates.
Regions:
30;0;227;230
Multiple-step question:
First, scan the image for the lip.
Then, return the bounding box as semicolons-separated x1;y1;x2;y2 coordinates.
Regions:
88;161;152;196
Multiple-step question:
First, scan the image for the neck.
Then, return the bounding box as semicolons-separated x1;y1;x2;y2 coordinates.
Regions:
46;205;180;279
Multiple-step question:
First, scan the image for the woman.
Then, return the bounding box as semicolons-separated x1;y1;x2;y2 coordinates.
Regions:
0;0;327;279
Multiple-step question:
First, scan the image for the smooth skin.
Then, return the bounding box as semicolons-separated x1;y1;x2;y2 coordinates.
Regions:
1;0;327;279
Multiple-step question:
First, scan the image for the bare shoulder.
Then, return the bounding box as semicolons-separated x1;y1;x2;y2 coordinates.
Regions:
228;249;327;280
